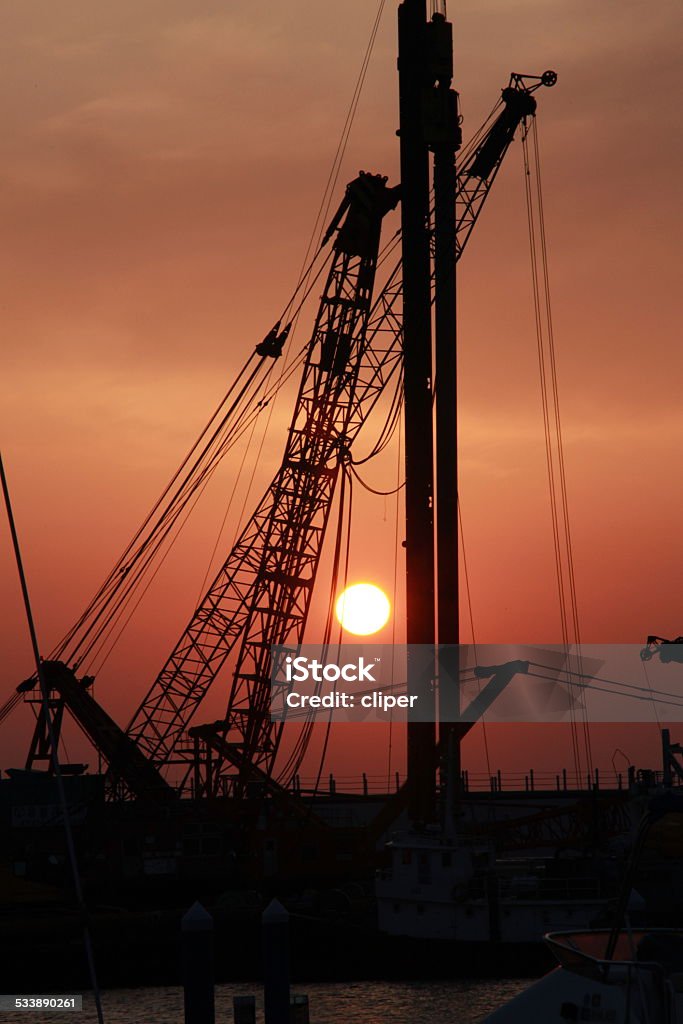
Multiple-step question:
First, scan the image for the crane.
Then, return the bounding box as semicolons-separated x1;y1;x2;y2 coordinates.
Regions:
15;72;556;801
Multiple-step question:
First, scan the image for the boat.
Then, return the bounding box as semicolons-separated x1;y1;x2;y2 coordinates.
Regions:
486;928;683;1023
377;830;613;945
484;791;683;1020
0;1;677;995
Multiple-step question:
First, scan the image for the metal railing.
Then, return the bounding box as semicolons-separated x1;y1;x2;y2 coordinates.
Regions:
287;765;678;797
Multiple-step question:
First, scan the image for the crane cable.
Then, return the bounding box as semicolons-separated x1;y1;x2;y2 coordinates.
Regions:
36;246;333;679
457;497;492;779
213;0;391;786
34;0;392;741
309;464;355;801
21;71;503;686
0;455;106;1024
386;412;403;788
46;0;397;681
276;458;354;790
304;0;389;263
522;119;592;782
532;115;593;779
522;121;582;784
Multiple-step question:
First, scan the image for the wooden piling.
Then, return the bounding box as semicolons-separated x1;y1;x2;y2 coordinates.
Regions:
181;901;215;1024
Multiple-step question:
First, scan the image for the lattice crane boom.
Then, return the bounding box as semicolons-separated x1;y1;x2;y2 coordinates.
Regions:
12;74;553;798
120;174;400;787
110;74;555;795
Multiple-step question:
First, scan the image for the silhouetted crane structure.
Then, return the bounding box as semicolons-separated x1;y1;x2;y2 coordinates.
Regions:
10;2;555;814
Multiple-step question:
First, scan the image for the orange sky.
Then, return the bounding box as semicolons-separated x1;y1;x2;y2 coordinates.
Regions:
1;1;682;785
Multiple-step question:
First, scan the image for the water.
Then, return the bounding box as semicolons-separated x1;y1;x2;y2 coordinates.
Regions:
33;980;530;1023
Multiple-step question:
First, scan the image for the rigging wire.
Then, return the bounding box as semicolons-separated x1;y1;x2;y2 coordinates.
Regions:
193;319;297;609
350;378;404;466
522;120;590;784
531;117;592;776
35;0;393;761
527;661;683;707
349;462;405;497
640;658;664;736
0;454;105;1024
309;0;389;259
524;668;683;714
8;72;505;725
458;496;491;778
51;353;262;656
386;412;403;789
313;465;355;800
55;364;268;667
276;460;353;791
41;252;333;677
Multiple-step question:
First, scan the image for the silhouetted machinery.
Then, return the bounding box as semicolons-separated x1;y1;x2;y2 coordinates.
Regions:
10;73;556;805
641;637;683;663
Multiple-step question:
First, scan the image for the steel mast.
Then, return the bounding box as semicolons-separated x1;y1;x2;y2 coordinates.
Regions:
431;13;462;792
398;0;438;822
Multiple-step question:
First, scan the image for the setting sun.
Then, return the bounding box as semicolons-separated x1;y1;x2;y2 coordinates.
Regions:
335;583;391;636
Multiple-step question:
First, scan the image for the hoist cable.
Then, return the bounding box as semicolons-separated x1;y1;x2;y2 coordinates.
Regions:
351;378;404;466
522;125;583;786
458;495;491;778
386;413;403;789
531;116;592;775
523;121;593;777
525;669;683;714
311;464;355;801
45;252;333;676
0;691;22;726
60;354;269;669
51;1;390;744
528;661;683;707
50;352;262;657
640;659;663;736
349;462;405;496
313;0;388;255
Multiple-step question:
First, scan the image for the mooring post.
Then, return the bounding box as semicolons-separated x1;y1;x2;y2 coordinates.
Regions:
262;898;290;1024
181;901;215;1024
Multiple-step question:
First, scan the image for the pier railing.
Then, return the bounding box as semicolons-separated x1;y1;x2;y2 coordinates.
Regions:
287;766;673;797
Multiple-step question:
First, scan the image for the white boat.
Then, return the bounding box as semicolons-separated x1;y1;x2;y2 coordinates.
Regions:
485;791;683;1020
485;928;683;1023
376;829;610;944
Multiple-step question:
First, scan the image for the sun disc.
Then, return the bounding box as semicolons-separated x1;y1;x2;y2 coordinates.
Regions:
335;582;390;636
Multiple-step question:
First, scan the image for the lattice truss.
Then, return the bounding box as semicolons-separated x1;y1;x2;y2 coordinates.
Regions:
112;79;543;795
